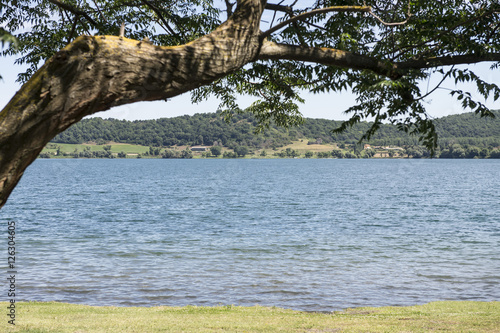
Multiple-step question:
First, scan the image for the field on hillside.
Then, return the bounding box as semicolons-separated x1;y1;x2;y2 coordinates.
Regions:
281;140;339;152
42;143;150;156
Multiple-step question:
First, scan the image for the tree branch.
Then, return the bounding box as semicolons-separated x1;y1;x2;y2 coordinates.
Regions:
260;6;371;39
46;0;98;26
265;3;292;14
368;11;411;27
397;54;500;70
67;15;80;44
259;41;500;78
225;0;235;19
258;40;397;78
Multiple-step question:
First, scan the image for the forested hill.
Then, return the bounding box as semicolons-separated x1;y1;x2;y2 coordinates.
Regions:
52;110;500;149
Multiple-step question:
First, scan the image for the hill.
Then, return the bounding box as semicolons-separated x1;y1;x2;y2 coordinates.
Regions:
51;110;500;150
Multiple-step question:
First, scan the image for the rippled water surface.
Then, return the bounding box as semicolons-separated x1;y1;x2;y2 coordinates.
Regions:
2;159;499;311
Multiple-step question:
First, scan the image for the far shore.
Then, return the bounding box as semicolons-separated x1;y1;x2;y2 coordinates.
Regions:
39;141;500;159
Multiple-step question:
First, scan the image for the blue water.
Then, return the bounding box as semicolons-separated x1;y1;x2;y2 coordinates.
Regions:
1;159;499;311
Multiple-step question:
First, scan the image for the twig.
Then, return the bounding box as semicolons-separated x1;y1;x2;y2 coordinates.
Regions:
369;11;411;27
67;15;80;43
224;0;234;19
46;0;98;26
414;66;454;102
261;6;371;39
139;0;182;39
90;0;107;23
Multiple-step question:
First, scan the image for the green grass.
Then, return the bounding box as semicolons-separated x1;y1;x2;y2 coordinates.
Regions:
42;143;150;156
2;301;499;332
283;140;338;152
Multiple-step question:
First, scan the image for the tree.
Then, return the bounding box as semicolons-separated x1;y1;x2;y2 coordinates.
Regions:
210;145;222;157
180;148;193;159
1;0;500;208
331;149;344;159
162;149;179;159
234;146;249;157
490;149;500;159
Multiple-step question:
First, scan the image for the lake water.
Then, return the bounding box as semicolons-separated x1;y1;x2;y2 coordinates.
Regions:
1;159;499;312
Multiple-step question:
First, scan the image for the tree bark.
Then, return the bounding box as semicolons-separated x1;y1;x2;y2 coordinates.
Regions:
0;0;266;208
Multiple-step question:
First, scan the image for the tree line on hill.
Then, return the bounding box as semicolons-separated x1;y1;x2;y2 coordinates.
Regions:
48;111;500;157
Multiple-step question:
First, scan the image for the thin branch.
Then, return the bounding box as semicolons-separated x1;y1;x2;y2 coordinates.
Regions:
292;21;306;46
414;66;454;102
260;6;371;39
67;15;80;44
225;0;235;19
368;11;411;26
397;53;500;70
270;9;277;27
46;0;98;26
303;20;328;31
90;0;107;23
139;0;179;38
265;3;292;14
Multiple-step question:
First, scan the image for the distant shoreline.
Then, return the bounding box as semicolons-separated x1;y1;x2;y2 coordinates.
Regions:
39;141;500;159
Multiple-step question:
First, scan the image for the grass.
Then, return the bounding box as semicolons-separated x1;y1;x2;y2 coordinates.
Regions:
282;140;338;152
2;301;499;332
42;143;150;156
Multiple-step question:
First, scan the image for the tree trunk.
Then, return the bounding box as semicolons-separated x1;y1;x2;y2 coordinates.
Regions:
0;0;266;208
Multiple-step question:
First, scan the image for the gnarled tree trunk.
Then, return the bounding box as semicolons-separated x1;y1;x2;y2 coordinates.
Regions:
0;0;266;208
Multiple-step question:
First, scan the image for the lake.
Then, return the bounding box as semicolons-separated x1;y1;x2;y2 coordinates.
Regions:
1;159;499;312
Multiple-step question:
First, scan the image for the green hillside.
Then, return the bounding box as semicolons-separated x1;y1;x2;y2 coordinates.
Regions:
51;110;500;150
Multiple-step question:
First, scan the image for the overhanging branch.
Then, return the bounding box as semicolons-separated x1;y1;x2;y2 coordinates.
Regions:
259;41;500;78
258;40;397;78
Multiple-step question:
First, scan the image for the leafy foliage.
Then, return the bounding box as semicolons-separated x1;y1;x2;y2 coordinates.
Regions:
0;28;18;49
51;110;500;151
0;27;18;80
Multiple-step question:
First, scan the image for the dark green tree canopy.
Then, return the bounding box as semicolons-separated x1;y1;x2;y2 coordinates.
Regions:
0;0;499;207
